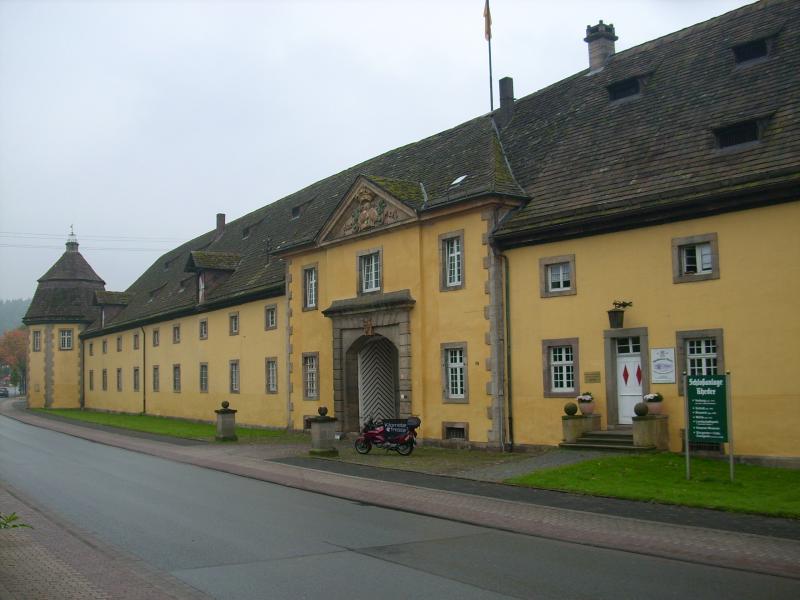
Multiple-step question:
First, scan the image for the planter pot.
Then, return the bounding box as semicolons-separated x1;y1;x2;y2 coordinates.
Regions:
578;400;595;415
646;401;663;415
607;308;625;329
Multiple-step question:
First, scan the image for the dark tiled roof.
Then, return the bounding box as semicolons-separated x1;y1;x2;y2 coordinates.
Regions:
94;291;131;306
38;245;105;284
494;0;800;243
186;251;242;272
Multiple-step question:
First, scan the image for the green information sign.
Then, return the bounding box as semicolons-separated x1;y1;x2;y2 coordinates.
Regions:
687;374;728;443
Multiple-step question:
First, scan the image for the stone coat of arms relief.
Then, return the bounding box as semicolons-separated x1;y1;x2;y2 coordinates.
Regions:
339;188;401;237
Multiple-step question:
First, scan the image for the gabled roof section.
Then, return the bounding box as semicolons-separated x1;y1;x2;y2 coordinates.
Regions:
317;176;418;246
186;251;242;272
494;0;800;245
94;291;131;306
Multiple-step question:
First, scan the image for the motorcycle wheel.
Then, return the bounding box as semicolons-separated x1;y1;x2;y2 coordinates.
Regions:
396;441;414;456
354;438;372;454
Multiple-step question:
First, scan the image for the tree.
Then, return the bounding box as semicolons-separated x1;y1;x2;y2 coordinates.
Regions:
0;328;27;394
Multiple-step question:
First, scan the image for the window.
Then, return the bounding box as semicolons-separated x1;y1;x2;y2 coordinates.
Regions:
102;339;108;354
172;364;181;392
302;353;319;400
116;336;122;352
133;334;139;350
265;305;277;330
733;38;768;65
229;360;240;393
441;342;468;403
539;255;577;297
32;330;41;352
89;370;94;391
672;233;719;283
542;338;579;397
59;329;73;350
676;329;724;395
229;312;239;336
133;367;140;392
172;324;181;344
266;358;278;394
89;342;94;356
358;250;382;294
199;319;208;340
198;273;205;303
116;368;122;392
303;266;318;310
714;119;761;149
439;232;464;291
152;365;160;392
153;329;160;347
608;77;640;101
199;363;208;393
102;369;108;391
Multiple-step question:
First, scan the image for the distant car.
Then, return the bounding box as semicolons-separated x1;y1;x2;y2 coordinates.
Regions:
0;388;9;397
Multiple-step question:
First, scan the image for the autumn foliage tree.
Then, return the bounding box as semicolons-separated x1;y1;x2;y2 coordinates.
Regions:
0;328;27;393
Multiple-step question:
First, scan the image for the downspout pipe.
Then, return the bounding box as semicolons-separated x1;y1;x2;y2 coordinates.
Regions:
140;326;147;415
501;254;514;451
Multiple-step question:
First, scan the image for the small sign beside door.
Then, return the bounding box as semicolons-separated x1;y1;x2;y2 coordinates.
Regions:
650;347;675;384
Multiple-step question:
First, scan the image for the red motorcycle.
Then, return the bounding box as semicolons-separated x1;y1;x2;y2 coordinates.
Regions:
354;416;420;456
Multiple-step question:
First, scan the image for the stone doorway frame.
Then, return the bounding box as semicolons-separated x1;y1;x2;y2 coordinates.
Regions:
323;290;415;432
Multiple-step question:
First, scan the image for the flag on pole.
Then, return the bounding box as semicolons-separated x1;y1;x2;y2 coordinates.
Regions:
484;0;492;41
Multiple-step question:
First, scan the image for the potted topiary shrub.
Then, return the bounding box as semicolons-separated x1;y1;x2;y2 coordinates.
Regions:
576;392;595;415
607;300;632;329
643;392;663;415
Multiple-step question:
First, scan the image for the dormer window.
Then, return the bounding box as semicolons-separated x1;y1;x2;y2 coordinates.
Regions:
714;119;761;149
198;273;205;303
733;38;769;65
608;77;640;101
291;206;301;219
242;226;251;239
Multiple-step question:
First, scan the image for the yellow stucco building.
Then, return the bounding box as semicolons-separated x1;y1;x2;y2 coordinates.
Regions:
25;1;800;464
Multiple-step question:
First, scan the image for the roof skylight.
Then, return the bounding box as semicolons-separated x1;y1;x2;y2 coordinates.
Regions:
450;175;468;186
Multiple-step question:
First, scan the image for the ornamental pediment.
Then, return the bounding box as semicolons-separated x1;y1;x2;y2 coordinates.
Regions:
319;176;418;244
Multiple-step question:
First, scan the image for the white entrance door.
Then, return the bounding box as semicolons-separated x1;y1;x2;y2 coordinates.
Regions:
616;337;643;424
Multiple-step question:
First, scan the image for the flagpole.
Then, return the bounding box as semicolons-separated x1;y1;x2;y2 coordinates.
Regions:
488;36;494;111
485;0;494;111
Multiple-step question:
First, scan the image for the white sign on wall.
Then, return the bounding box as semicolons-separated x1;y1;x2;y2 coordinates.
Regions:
650;348;676;384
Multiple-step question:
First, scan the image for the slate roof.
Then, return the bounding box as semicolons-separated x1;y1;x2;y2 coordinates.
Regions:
24;242;105;325
493;0;800;245
94;291;131;306
76;0;798;336
186;251;242;272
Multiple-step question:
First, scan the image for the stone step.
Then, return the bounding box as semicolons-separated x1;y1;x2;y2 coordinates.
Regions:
581;432;633;441
559;442;656;451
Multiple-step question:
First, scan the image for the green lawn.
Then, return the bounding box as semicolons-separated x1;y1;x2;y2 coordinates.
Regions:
506;453;800;519
31;408;308;444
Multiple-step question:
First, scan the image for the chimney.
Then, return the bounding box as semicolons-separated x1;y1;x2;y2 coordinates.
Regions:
496;77;514;128
216;213;225;239
584;20;618;73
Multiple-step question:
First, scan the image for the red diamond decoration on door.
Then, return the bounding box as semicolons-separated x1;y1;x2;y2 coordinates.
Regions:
636;365;642;384
622;366;629;384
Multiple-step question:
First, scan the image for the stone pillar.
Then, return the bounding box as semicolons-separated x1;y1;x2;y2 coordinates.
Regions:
309;407;338;457
562;414;601;442
215;401;238;441
632;415;669;450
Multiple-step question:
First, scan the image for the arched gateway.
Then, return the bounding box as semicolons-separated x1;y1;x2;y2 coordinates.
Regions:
322;290;414;433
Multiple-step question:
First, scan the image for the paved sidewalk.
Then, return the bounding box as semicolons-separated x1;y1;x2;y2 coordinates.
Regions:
0;484;209;600
3;400;800;582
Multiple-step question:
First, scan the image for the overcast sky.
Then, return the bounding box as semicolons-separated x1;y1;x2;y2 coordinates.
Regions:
0;0;752;300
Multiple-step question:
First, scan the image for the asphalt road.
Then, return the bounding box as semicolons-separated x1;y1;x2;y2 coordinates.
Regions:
1;415;798;600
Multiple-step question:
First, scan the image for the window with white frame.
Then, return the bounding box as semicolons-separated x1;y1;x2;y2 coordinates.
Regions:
539;255;576;298
102;369;108;391
229;313;239;336
445;237;462;287
116;368;122;392
266;358;278;394
172;364;181;392
229;360;240;393
172;325;181;343
547;262;572;292
133;333;139;350
59;329;73;350
199;363;208;393
542;338;579;397
102;339;108;354
445;346;466;400
89;342;94;356
133;367;140;392
687;338;718;375
116;336;122;352
265;306;277;330
304;266;317;309
360;252;381;293
152;365;160;392
676;329;724;395
672;233;719;283
32;330;41;352
153;329;160;347
199;319;208;340
303;354;318;399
